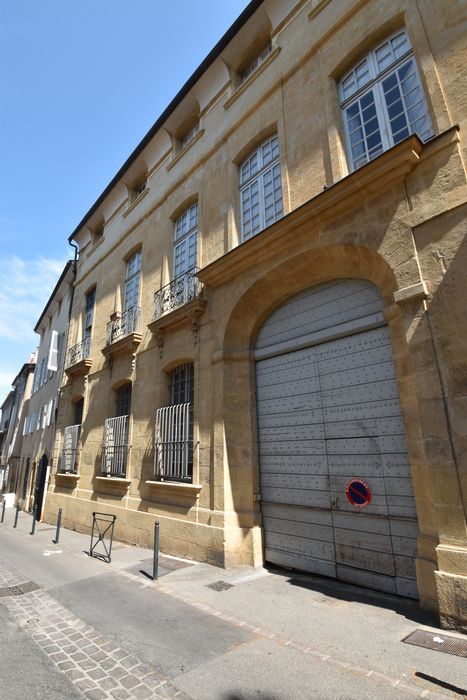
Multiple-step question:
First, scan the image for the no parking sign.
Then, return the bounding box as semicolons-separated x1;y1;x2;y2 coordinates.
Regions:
345;478;372;509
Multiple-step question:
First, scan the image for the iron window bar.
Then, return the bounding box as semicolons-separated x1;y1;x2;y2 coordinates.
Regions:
106;306;141;346
154;403;193;482
60;424;81;473
153;267;202;320
101;415;130;477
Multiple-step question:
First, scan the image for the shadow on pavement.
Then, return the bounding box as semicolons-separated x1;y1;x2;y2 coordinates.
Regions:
265;564;439;627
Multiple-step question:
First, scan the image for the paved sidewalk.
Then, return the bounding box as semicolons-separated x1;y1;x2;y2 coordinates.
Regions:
0;510;466;699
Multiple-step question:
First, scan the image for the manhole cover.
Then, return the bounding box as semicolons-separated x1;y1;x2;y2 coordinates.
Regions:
402;629;467;657
207;580;234;591
0;581;40;597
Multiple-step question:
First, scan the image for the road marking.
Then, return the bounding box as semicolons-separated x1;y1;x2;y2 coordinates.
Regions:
42;549;63;556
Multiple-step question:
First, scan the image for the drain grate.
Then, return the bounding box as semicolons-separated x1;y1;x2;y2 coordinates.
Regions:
402;629;467;657
207;580;234;591
0;581;40;597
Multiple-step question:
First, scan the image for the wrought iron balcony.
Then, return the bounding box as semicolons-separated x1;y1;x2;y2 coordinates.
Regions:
106;306;140;346
153;268;203;321
65;337;91;369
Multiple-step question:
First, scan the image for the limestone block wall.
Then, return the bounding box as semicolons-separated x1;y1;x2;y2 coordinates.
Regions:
44;0;467;630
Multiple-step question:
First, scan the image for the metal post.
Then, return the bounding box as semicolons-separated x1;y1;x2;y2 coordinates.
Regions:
152;521;159;580
53;508;62;544
30;505;37;535
1;499;5;523
13;504;20;528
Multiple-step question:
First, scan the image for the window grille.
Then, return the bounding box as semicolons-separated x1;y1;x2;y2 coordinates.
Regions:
60;424;81;473
154;363;194;482
154;403;192;482
240;135;283;241
101;415;129;477
339;30;434;171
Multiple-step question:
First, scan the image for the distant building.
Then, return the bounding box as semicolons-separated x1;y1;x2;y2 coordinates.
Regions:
16;261;74;518
44;0;466;631
0;358;36;503
0;391;15;489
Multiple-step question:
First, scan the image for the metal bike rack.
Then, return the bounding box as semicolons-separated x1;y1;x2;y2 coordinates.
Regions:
89;512;116;563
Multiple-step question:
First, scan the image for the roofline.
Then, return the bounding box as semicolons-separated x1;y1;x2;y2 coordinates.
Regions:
11;363;36;389
34;260;74;333
1;391;14;410
69;0;264;242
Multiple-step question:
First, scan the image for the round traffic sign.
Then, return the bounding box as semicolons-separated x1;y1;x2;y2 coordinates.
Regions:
345;478;372;508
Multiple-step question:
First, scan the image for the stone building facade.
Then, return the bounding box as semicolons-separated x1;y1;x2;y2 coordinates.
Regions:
16;262;74;517
0;360;36;504
44;0;467;631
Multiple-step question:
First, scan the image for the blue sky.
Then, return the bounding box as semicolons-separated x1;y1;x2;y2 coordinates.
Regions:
0;0;250;399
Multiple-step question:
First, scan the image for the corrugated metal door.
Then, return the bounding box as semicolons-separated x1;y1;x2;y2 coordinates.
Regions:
255;279;419;598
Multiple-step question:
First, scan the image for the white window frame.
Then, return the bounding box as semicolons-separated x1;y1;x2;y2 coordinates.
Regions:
339;30;434;171
239;135;283;242
241;43;272;82
124;249;142;312
173;203;198;279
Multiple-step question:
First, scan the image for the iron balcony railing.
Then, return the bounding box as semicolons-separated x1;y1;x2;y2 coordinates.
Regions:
60;424;81;473
153;267;202;320
66;337;91;368
101;415;130;477
154;403;193;482
106;306;140;345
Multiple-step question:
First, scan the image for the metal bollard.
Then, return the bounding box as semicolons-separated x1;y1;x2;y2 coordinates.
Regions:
30;505;37;535
152;521;160;581
13;505;20;528
53;508;62;544
1;499;5;523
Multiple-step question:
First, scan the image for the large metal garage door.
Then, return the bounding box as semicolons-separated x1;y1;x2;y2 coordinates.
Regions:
255;279;419;598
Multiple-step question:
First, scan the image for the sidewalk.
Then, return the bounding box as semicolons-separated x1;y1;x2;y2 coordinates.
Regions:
0;509;465;699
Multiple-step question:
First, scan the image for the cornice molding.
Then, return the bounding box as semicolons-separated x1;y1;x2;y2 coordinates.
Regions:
198;135;423;287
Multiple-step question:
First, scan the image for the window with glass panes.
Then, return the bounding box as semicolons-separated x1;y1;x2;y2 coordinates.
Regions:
174;204;198;279
339;30;434;171
241;44;272;82
84;288;96;340
239;136;283;242
116;383;132;417
73;398;84;426
124;250;141;311
170;363;194;406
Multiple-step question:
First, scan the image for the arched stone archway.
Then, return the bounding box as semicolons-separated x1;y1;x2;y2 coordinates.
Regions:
216;244;446;610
